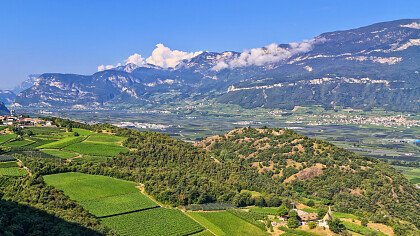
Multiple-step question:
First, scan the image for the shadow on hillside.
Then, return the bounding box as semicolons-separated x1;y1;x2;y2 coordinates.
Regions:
0;199;105;236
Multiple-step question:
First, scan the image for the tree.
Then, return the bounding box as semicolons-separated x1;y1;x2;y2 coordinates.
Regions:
306;200;315;207
287;215;300;228
277;205;289;216
288;210;298;218
254;196;266;207
232;192;253;207
66;124;73;132
329;219;345;233
25;129;33;137
308;221;317;229
317;208;327;219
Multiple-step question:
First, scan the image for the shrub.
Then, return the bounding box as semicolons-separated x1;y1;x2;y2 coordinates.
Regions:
306;200;315;207
329;219;345;233
287;216;300;228
308;222;317;229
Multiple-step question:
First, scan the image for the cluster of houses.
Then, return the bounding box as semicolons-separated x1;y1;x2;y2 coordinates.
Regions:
272;206;333;229
0;115;53;127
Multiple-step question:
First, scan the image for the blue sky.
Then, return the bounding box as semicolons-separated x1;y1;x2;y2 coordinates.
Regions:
0;0;419;89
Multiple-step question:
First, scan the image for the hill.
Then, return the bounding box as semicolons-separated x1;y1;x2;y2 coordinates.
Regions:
11;19;420;112
0;102;10;116
1;118;416;235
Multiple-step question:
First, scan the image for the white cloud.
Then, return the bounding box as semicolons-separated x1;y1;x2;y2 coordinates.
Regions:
125;53;146;66
146;43;202;68
400;22;420;29
97;44;202;71
97;64;115;72
212;38;325;70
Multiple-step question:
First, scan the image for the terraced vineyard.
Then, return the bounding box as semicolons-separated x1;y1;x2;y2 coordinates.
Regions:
64;142;129;157
43;172;158;216
101;208;204;236
44;172;205;235
0;161;26;177
188;211;267;236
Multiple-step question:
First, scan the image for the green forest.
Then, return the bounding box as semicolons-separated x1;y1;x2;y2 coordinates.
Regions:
0;117;419;235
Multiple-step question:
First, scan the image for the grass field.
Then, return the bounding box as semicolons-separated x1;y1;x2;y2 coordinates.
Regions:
38;136;86;149
43;172;158;217
64;142;128;157
343;222;387;236
0;161;26;176
85;133;126;144
188;211;267;236
102;208;205;236
72;128;94;136
248;206;278;215
44;172;204;235
393;166;420;184
41;149;79;159
0;134;16;144
192;230;215;236
25;127;64;135
0;161;18;168
332;212;359;220
2;139;34;147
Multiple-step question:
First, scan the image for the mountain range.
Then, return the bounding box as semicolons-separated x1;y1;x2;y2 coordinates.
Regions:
2;19;419;112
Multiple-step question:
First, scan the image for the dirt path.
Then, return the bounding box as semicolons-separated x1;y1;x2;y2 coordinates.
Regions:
16;158;32;176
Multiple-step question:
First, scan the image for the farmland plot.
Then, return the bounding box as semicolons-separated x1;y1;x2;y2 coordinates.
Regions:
85;133;126;144
43;172;158;216
64;142;128;157
188;211;267;236
38;136;86;149
101;208;204;236
0;134;16;144
0;161;26;177
2;139;35;147
41;149;79;159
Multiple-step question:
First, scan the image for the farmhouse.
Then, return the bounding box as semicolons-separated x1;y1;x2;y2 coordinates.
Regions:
318;206;333;228
293;209;317;224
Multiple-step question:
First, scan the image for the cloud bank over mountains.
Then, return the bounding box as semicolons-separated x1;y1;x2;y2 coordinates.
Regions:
98;44;203;71
97;38;325;72
212;38;325;70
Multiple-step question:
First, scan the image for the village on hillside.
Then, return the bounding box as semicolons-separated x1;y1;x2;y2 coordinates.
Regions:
0;115;54;127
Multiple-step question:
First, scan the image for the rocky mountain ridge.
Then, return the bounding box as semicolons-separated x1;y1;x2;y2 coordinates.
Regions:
5;19;419;111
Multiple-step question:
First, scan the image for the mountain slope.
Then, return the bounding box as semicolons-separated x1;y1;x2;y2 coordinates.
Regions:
21;118;420;233
0;102;10;115
13;19;420;112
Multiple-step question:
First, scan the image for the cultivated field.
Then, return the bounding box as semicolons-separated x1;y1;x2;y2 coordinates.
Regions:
44;172;206;235
0;161;26;177
41;149;79;159
101;208;205;236
188;211;267;236
43;172;158;216
64;142;128;157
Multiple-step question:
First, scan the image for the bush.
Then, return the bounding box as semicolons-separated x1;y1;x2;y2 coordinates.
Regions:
308;222;317;229
306;200;315;207
287;216;300;228
277;205;289;216
329;219;345;233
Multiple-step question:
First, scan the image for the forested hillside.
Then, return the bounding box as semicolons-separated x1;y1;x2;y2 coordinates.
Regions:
6;119;416;235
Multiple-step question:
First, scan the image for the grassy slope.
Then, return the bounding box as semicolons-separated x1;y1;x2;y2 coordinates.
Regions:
64;142;128;157
43;172;157;216
41;149;79;159
101;208;204;236
188;211;267;236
